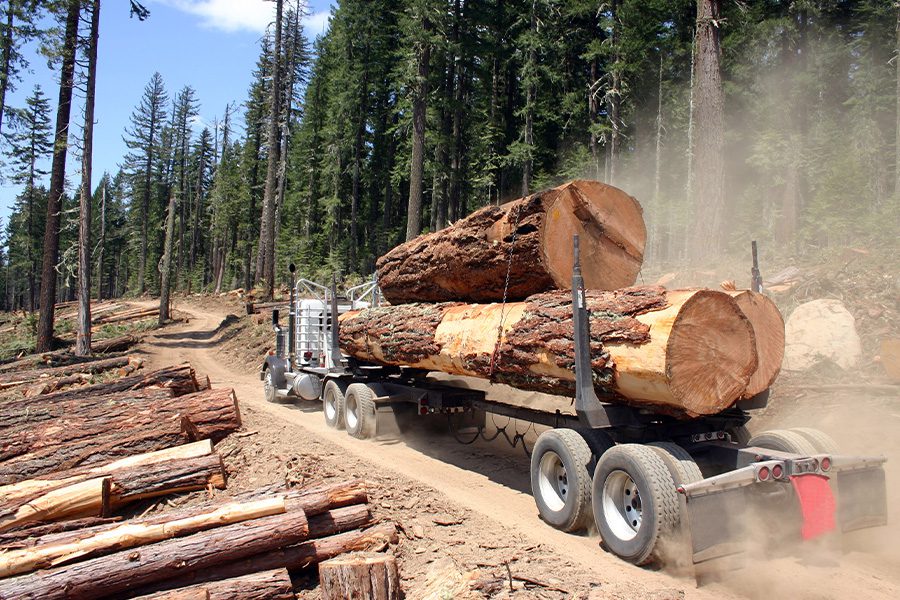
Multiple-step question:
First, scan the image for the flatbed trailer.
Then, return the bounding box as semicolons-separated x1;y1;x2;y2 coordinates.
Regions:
260;243;887;571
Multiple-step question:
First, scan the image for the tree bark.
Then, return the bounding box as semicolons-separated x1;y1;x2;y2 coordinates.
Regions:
0;509;309;600
159;192;176;323
895;2;899;201
131;569;294;600
0;3;13;141
96;186;106;300
75;0;100;357
320;552;401;600
127;507;386;595
36;0;80;353
0;355;135;387
340;287;760;417
689;0;726;261
405;14;431;241
0;453;226;533
377;180;646;303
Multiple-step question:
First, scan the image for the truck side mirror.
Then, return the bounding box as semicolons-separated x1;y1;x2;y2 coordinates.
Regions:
272;309;279;326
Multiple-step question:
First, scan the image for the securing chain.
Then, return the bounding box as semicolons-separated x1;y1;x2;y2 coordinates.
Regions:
488;202;523;380
447;411;535;458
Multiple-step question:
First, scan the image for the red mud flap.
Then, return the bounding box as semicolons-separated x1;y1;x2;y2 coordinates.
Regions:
790;474;836;540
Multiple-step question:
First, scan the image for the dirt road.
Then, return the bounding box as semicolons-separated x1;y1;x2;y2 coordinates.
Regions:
138;300;899;599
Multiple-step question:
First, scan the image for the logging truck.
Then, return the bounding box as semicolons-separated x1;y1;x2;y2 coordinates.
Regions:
260;244;888;572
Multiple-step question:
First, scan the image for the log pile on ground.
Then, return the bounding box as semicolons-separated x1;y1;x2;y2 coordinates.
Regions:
344;179;786;418
0;355;400;597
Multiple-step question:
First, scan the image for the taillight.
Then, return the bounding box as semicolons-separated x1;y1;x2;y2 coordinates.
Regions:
758;466;770;481
820;457;831;472
772;464;784;479
304;351;313;360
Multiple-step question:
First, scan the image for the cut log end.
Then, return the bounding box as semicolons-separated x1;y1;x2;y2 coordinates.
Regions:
728;291;785;398
664;290;758;416
319;551;401;600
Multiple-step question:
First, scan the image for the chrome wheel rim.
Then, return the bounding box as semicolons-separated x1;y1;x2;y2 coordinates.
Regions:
602;470;642;541
538;451;569;512
345;395;359;430
324;392;336;421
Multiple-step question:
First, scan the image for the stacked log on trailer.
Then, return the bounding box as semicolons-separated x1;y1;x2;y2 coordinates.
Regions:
343;179;786;418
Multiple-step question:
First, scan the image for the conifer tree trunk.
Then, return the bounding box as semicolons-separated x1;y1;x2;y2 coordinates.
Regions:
0;3;13;141
652;54;664;263
159;192;176;323
76;0;100;357
350;49;370;270
688;0;726;262
522;0;537;196
96;186;106;301
36;0;80;353
607;0;621;186
405;14;431;241
895;2;899;201
258;0;284;300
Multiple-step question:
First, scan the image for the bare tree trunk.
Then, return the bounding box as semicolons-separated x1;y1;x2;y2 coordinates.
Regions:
350;53;369;270
159;192;176;324
257;0;284;300
652;54;664;263
688;0;726;262
405;15;431;241
895;3;899;202
0;3;13;141
75;0;100;357
96;186;106;301
36;0;79;353
607;0;621;186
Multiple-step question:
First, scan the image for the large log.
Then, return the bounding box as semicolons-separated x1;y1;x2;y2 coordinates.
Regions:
727;290;785;398
0;496;286;577
0;441;214;513
376;180;646;303
0;356;138;388
0;509;310;600
126;507;386;596
131;569;295;600
0;388;239;484
0;453;226;533
340;287;759;417
319;552;401;600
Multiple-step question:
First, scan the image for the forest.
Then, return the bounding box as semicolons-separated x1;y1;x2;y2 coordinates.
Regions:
0;0;898;352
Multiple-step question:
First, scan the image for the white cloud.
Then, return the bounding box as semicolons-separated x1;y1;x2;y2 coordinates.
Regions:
156;0;274;34
302;10;330;37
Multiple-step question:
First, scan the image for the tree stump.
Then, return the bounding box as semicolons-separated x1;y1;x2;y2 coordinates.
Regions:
319;551;401;600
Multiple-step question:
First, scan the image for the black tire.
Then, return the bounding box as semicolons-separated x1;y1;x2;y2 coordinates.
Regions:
322;380;347;430
262;369;276;403
789;427;840;453
344;383;377;439
592;444;680;565
576;428;616;468
648;442;703;484
748;429;818;455
530;429;594;533
726;425;752;446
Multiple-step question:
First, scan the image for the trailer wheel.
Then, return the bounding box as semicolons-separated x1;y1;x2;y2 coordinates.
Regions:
344;383;377;439
648;442;703;484
262;369;277;403
323;380;348;430
789;427;840;453
530;429;594;533
592;444;680;565
748;429;818;455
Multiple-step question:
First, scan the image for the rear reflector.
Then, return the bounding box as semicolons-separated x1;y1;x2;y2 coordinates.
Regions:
758;466;770;481
772;464;784;479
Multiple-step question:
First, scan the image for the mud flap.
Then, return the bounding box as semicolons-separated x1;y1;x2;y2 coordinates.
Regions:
789;474;836;540
836;467;887;532
683;488;749;568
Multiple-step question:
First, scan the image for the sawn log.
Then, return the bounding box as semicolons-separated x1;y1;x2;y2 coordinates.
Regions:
340;287;759;417
130;569;295;600
376;179;646;303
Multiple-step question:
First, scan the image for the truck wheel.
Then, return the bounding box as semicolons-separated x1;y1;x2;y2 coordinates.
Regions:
323;380;347;430
344;383;377;439
748;429;818;455
592;444;680;565
530;429;594;533
648;442;703;484
263;369;276;403
789;427;840;453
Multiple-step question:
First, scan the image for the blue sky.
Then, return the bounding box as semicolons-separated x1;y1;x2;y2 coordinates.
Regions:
0;0;334;225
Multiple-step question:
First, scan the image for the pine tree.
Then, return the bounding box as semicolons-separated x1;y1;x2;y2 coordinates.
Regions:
2;85;52;311
123;72;168;294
